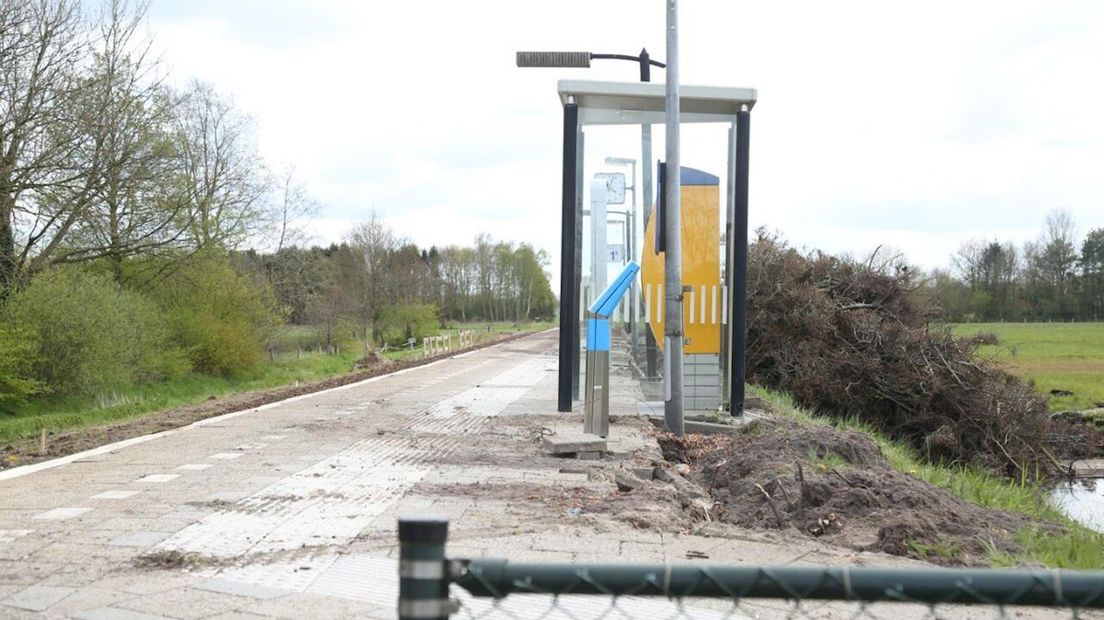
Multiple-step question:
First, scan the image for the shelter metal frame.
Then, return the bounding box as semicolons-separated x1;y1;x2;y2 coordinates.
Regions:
556;79;756;414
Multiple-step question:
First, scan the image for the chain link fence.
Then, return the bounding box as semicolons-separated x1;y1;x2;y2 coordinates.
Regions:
398;518;1104;619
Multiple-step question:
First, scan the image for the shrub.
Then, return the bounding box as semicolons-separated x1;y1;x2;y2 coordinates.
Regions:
964;331;1001;346
5;267;187;397
379;304;440;347
0;322;41;410
744;233;1095;474
134;250;282;378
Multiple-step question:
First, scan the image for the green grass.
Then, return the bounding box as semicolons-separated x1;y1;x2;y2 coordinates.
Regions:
1;321;553;448
951;322;1104;412
907;539;964;560
806;449;854;471
1;349;363;446
749;385;1104;569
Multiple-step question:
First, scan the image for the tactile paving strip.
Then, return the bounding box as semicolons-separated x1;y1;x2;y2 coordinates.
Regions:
155;359;549;558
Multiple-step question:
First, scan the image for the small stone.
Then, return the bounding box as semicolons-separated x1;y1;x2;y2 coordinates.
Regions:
615;470;646;492
653;467;676;482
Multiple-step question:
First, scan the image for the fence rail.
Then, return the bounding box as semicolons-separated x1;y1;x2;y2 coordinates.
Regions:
398;518;1104;619
422;330;475;358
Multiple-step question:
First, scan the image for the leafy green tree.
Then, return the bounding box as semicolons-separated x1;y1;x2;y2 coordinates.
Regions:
1081;228;1104;320
379;304;439;346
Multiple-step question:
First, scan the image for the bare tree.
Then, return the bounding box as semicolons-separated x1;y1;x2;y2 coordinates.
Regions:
0;0;85;292
172;80;268;251
268;166;318;252
50;0;190;281
346;212;402;343
1039;208;1078;287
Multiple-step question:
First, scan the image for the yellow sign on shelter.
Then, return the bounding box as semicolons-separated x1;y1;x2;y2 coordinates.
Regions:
640;167;722;355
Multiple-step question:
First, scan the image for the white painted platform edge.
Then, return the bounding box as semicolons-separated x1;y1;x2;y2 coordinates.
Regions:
0;333;538;482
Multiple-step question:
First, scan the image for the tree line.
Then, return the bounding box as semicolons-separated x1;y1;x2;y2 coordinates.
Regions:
923;209;1103;322
0;0;553;412
235;221;555;348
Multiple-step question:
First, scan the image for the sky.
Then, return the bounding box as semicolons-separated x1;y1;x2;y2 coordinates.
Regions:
145;1;1104;284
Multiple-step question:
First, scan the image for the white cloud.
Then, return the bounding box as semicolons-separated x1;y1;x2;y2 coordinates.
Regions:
146;0;1104;287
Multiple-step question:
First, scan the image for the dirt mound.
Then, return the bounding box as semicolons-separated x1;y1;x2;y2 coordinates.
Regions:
659;426;1052;565
353;350;395;370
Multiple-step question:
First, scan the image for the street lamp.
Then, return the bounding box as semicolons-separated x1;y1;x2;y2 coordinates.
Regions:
517;48;664;414
516;50;666;82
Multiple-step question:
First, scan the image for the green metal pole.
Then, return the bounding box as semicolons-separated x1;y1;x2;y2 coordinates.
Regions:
455;560;1104;608
398;518;454;619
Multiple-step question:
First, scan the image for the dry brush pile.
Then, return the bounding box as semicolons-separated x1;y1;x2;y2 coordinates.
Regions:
744;234;1098;474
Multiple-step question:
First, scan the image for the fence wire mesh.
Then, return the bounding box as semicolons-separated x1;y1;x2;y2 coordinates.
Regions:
445;560;1103;620
399;521;1104;620
450;594;1090;620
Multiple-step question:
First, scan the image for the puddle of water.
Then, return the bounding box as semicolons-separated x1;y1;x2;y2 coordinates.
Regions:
1049;479;1104;532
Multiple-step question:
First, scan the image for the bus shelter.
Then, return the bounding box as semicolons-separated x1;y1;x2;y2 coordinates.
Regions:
555;79;756;415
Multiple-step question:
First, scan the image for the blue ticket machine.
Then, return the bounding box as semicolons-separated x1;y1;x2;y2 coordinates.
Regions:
584;261;640;437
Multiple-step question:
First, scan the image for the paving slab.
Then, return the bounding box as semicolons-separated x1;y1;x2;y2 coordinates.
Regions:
0;584;74;612
542;434;608;455
75;607;172;620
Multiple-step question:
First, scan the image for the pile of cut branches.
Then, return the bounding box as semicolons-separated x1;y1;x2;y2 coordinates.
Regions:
744;233;1098;474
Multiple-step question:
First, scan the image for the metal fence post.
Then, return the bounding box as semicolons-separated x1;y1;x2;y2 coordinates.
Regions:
398;517;454;619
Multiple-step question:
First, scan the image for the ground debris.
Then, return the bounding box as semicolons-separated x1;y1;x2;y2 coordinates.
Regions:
744;235;1102;473
660;425;1057;565
134;550;219;570
1;331;534;468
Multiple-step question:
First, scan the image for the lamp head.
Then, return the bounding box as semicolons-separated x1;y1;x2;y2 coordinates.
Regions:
516;51;591;68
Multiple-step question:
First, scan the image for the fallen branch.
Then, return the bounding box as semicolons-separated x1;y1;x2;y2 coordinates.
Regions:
755;483;786;527
772;477;795;510
829;468;858;488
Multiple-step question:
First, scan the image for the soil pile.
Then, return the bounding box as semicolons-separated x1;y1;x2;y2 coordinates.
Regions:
659;425;1054;565
353;350;395;370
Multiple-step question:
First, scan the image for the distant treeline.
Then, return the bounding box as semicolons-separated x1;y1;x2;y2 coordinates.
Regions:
921;210;1104;322
235;218;555;347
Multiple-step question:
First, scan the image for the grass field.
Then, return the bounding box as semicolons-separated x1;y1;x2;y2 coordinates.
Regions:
952;322;1104;412
0;321;552;446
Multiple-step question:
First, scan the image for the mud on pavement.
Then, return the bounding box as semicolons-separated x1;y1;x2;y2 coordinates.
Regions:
1;330;537;469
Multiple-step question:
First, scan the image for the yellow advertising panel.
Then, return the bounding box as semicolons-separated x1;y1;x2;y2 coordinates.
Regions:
640;167;721;354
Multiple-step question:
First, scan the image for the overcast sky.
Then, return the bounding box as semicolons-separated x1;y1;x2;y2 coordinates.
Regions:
146;1;1104;282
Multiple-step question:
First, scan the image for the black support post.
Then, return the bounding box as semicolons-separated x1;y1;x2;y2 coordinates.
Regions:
729;109;750;416
558;102;580;412
397;518;452;619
